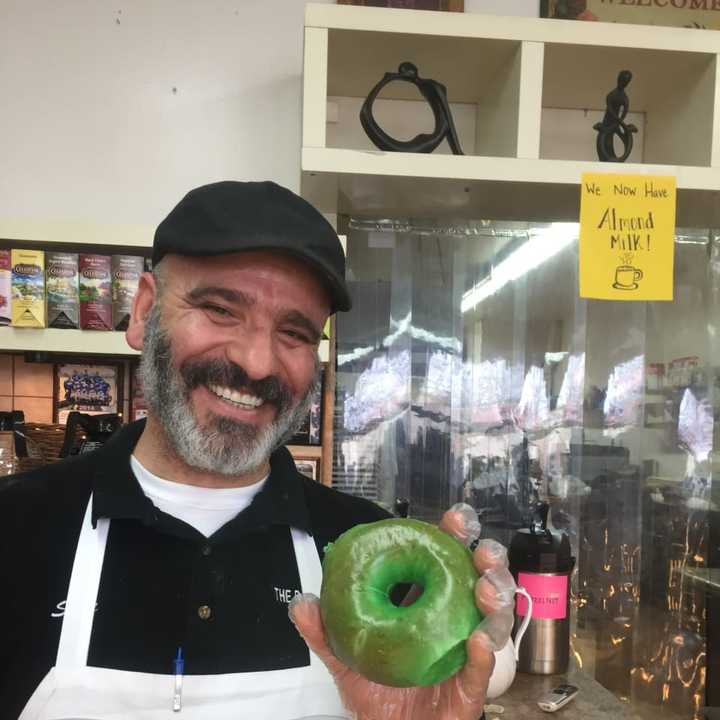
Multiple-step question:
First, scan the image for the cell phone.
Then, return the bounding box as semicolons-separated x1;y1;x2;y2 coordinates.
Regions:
537;684;579;712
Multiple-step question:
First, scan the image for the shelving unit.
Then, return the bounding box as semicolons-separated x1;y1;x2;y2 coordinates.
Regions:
0;325;330;362
302;3;720;225
0;219;154;248
0;219;330;361
300;3;720;497
1;328;139;356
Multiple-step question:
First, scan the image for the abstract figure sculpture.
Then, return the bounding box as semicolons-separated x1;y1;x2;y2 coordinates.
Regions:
593;70;638;162
360;62;464;155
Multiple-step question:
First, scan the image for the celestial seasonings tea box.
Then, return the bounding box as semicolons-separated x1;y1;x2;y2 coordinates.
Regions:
79;254;112;331
46;252;79;329
0;250;11;326
111;255;143;331
11;249;45;327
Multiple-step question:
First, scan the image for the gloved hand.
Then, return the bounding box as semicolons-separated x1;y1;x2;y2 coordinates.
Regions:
289;503;517;720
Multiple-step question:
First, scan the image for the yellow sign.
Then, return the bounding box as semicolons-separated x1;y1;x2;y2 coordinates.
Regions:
579;173;676;301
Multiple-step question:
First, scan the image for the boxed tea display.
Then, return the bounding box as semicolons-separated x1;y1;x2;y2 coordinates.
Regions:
79;254;112;331
0;250;11;326
111;255;143;331
46;252;79;329
11;249;45;327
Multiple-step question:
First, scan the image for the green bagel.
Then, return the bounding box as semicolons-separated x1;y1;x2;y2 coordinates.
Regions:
320;518;482;687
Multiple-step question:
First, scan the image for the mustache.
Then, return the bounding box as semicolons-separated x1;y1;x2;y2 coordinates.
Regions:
180;358;293;412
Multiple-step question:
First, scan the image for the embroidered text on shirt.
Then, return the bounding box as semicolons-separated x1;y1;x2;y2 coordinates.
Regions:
51;599;98;618
274;587;301;604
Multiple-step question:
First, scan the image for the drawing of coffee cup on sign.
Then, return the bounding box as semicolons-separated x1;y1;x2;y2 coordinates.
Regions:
613;253;643;290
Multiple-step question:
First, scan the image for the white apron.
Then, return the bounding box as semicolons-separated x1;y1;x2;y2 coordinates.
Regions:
19;497;348;720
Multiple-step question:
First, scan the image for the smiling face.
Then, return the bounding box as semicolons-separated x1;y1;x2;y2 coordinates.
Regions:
127;251;331;477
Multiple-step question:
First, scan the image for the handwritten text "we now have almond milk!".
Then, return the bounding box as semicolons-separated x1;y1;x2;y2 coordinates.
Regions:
579;173;676;301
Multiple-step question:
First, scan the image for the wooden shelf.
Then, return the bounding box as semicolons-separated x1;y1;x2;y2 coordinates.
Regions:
0;218;154;248
287;444;322;459
306;3;720;54
304;147;720;191
0;214;332;360
302;3;720;223
0;328;330;362
0;328;140;355
302;148;720;225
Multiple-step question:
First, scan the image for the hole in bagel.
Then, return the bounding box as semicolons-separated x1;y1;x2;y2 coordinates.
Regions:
389;582;424;607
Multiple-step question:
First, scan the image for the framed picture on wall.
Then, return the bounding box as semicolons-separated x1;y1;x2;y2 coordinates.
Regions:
289;365;324;446
129;361;148;421
337;1;464;11
295;457;320;482
54;363;120;424
540;0;720;28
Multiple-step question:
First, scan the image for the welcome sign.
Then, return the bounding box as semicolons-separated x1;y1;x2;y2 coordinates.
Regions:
579;172;676;301
541;0;720;29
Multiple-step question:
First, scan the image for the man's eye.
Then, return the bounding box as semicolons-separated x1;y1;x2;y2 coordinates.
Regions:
284;329;312;343
203;304;231;317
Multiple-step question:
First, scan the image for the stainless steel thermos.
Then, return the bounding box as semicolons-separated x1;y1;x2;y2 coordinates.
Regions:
508;504;575;675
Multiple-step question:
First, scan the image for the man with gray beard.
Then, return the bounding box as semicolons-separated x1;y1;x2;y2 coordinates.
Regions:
0;181;514;720
139;287;318;478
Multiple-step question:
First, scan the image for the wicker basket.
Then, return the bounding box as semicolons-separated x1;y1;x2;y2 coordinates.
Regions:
14;422;87;473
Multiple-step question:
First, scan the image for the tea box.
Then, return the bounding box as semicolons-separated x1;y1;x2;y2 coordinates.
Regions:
11;249;45;327
79;254;112;331
47;252;79;329
111;255;143;331
0;250;11;326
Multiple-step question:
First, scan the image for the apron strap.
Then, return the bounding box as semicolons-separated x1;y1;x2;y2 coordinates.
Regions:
290;527;322;596
56;496;109;669
290;527;323;670
55;499;324;674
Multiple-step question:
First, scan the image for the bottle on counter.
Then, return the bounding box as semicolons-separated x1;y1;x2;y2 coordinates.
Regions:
508;501;575;675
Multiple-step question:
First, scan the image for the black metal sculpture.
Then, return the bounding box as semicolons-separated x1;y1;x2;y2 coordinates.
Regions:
360;62;464;155
593;70;638;162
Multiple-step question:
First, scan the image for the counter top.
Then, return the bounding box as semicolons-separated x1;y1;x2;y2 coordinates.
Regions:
490;666;634;720
683;567;720;591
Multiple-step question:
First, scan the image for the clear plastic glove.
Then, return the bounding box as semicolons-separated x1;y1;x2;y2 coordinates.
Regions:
289;503;516;720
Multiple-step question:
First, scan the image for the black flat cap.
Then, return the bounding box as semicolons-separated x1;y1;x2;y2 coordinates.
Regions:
153;181;351;313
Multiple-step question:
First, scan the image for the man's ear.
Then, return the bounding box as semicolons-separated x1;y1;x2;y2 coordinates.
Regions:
126;272;158;351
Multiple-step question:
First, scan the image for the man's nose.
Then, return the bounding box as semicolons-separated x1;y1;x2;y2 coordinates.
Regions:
225;328;279;381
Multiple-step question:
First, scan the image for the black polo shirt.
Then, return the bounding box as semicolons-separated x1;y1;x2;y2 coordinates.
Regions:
0;420;390;719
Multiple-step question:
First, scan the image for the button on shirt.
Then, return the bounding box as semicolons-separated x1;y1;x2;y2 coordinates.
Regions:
0;420;391;720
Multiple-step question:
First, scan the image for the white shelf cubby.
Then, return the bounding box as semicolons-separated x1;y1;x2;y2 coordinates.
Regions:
302;3;720;225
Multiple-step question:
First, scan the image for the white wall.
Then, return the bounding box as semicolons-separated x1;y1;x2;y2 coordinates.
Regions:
0;1;538;230
0;0;333;227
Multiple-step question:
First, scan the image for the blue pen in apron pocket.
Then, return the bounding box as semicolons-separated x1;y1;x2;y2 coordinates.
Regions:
173;647;184;712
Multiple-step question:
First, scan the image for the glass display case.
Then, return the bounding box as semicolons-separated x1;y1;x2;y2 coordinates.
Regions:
333;219;719;719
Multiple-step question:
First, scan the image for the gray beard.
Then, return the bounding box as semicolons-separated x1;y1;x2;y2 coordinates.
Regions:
139;303;319;476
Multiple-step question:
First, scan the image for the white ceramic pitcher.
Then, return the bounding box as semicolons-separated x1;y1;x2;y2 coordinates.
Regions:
486;586;533;699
